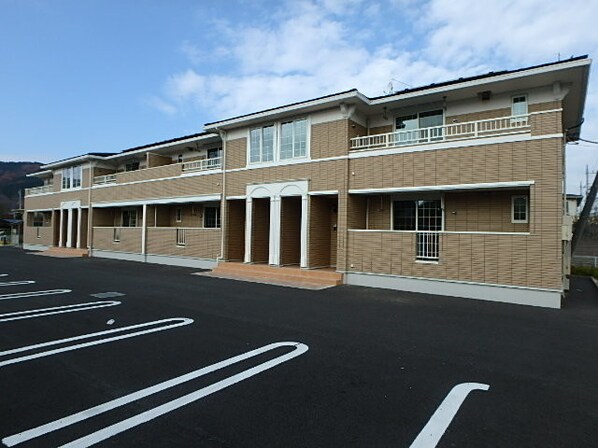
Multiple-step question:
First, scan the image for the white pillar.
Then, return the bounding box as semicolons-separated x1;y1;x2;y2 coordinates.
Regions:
244;198;253;263
66;209;73;248
76;207;82;248
59;209;65;247
141;204;147;255
300;194;309;268
269;195;281;265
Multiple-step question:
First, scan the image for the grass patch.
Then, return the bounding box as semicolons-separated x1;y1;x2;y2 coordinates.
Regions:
571;265;598;277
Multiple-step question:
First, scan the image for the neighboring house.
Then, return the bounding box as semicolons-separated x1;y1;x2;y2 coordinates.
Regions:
23;56;591;308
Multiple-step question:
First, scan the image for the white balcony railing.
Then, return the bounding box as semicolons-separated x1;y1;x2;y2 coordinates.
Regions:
93;174;117;185
416;232;440;261
350;114;530;151
182;157;222;172
24;184;53;196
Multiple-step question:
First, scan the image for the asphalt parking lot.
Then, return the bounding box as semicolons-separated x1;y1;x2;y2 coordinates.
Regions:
1;247;597;447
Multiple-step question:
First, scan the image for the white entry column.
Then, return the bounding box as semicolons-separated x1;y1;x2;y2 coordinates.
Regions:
268;195;281;265
244;198;253;263
300;194;309;268
59;209;65;247
76;207;82;248
65;209;73;248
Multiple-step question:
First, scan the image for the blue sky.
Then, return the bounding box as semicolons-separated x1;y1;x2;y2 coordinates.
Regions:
1;0;597;193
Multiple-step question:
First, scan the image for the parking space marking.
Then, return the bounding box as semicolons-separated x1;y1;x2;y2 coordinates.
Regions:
0;274;7;277
3;341;308;447
0;281;35;287
0;301;121;323
0;317;193;368
0;289;72;300
410;382;490;448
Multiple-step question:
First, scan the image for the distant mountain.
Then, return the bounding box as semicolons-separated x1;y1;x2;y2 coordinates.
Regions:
0;162;43;213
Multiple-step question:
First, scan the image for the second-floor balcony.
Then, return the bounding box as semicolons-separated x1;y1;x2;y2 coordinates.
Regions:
24;184;53;196
350;114;530;151
93;156;222;186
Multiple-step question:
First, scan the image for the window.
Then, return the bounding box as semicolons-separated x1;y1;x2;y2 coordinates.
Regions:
512;195;528;223
392;200;442;231
280;118;307;160
61;166;82;190
395;110;443;144
175;207;182;223
249;119;308;164
512;95;528;116
176;228;186;246
122;209;137;227
250;125;274;163
125;161;140;172
393;199;442;261
32;212;44;227
207;148;222;167
177;154;183;163
204;206;221;228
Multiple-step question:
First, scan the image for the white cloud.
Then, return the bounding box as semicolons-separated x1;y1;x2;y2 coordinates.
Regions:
144;96;178;116
149;0;598;192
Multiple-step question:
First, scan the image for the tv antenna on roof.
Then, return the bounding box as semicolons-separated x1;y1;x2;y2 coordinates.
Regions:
384;78;413;95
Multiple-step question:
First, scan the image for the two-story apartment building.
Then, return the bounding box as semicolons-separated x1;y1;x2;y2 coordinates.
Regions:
23;56;591;308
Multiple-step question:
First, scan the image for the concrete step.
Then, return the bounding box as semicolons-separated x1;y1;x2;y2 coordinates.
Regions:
207;262;343;289
35;247;89;258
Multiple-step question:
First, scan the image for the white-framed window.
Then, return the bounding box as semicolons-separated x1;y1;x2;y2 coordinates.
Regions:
392;199;443;231
204;206;221;228
250;125;275;163
512;195;528;223
177;154;183;163
175;207;182;223
122;209;137;227
512;95;528;117
61;166;82;190
248;118;309;164
280;118;307;160
32;212;44;227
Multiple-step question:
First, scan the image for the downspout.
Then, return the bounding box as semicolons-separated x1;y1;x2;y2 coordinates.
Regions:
217;128;227;262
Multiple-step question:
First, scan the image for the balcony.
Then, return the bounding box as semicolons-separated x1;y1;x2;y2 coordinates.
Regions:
350;114;530;151
93;157;222;186
24;184;53;196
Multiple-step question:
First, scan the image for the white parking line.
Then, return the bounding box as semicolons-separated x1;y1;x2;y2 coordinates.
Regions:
3;341;308;447
0;281;35;287
0;317;193;368
410;382;490;448
0;301;121;323
0;289;72;300
0;274;7;277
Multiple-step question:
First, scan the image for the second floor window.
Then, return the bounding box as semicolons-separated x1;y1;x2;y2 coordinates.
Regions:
249;118;308;164
62;166;82;190
512;95;528;116
125;161;140;172
395;110;443;143
250;126;274;163
280;119;307;159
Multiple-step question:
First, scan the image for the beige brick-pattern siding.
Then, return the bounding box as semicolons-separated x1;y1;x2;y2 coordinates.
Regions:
280;196;301;265
24;189;90;210
92;173;222;203
116;164;182;184
24;225;54;246
369;125;393;135
446;107;511;124
366;195;391;230
93;227;142;253
311;119;350;159
444;190;530;232
226;138;247;170
226;159;345;197
146;228;221;258
347;231;561;290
